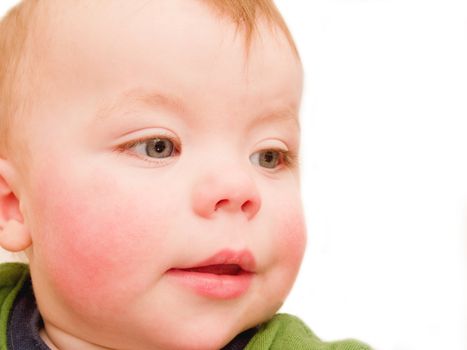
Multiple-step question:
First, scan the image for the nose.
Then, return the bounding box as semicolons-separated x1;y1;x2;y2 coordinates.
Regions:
191;167;261;221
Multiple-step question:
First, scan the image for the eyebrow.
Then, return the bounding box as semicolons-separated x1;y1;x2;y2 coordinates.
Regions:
94;88;300;130
95;88;186;121
250;104;301;131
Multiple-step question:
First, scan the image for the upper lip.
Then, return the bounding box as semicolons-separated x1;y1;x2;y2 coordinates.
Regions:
171;249;257;273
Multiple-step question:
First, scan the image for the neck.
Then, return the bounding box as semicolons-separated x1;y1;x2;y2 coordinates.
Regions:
39;323;114;350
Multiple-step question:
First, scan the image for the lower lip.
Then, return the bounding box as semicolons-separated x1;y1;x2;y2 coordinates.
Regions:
165;269;254;299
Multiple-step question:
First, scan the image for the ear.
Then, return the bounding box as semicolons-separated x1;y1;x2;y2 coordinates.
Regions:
0;158;32;252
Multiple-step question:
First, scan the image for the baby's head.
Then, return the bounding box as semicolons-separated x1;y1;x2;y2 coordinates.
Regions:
0;1;305;349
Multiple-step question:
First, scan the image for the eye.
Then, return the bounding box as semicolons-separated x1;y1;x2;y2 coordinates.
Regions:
123;137;178;159
250;149;287;169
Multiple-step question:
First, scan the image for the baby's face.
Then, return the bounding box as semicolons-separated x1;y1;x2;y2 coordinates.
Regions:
19;1;305;349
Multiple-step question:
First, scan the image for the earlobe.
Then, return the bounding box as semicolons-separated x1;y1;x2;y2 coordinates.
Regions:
0;158;32;252
0;219;32;252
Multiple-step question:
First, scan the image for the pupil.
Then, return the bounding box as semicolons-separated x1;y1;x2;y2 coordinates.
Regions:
264;152;274;163
154;140;166;153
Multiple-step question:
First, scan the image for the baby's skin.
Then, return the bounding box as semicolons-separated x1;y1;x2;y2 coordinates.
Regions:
0;1;306;349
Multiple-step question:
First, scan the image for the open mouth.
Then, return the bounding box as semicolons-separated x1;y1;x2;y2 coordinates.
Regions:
176;264;245;276
166;249;256;299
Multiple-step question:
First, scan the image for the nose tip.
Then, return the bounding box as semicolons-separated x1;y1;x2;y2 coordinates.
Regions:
191;174;261;221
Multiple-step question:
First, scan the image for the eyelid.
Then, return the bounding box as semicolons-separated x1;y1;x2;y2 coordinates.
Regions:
115;127;178;145
255;138;288;148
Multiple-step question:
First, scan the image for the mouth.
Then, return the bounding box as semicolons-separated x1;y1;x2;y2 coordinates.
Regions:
166;249;256;299
176;264;247;275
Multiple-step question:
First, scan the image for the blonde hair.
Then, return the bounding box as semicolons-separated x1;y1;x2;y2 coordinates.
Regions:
0;0;298;165
0;0;39;169
203;0;298;55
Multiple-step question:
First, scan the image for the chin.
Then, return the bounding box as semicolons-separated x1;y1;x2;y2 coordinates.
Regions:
160;333;233;350
180;314;266;350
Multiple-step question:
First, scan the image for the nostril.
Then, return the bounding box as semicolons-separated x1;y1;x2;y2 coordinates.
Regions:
241;198;261;220
241;200;254;213
214;199;229;211
214;199;254;214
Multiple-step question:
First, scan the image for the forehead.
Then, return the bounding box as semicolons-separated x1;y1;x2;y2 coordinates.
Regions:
30;0;302;131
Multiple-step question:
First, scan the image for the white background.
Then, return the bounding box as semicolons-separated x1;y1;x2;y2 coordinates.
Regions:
1;1;466;350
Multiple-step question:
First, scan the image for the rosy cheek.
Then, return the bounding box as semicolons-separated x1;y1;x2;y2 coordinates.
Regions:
30;164;169;310
275;200;307;265
267;201;307;300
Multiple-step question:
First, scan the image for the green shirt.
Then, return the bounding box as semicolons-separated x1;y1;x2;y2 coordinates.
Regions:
245;313;372;350
0;263;372;350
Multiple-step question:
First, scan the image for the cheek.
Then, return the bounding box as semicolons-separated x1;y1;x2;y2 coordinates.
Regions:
29;163;172;308
265;195;307;301
267;185;307;265
275;203;307;272
284;211;307;261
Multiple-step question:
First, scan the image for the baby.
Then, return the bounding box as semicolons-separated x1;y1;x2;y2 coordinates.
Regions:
0;1;372;349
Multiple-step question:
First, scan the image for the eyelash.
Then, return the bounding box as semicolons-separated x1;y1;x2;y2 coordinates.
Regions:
116;136;298;169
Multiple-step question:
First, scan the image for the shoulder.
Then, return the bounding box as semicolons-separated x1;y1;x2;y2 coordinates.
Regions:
0;262;29;296
0;263;29;298
0;262;30;307
0;263;30;344
245;313;373;350
0;263;29;288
